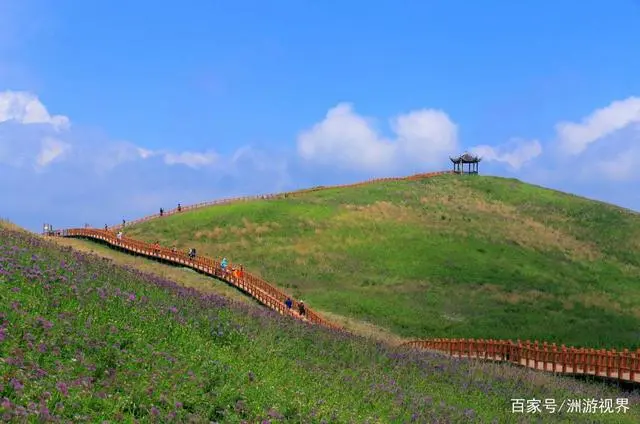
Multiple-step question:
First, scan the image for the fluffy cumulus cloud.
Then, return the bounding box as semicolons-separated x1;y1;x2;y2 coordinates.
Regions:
555;97;640;155
297;103;458;172
0;91;225;173
469;96;640;187
0;91;70;130
3;89;640;232
0;90;291;231
544;97;640;183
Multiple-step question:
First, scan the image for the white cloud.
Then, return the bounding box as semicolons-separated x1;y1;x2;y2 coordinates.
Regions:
297;103;395;170
36;136;70;167
555;96;640;155
3;89;640;233
0;90;225;172
0;91;70;131
137;147;154;159
163;150;218;168
471;138;542;170
393;109;458;165
297;103;458;171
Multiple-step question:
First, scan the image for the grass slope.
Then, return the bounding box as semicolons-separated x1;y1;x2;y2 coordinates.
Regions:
125;174;640;348
48;237;406;345
2;225;640;423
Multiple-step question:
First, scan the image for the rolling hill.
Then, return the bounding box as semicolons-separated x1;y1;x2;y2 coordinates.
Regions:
122;173;640;348
2;222;639;422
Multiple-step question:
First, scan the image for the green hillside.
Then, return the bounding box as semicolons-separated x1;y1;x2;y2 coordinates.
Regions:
2;223;640;423
125;174;640;348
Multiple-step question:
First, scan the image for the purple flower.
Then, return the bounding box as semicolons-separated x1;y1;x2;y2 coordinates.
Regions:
38;403;51;419
150;406;159;416
127;293;136;302
10;379;23;391
1;398;12;409
56;382;69;397
36;317;53;330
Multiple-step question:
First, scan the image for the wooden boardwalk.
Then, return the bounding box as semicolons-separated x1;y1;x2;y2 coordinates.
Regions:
52;228;337;330
44;169;640;385
402;339;640;383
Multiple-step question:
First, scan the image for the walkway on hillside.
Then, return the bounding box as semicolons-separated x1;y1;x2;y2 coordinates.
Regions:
52;228;337;329
44;168;640;385
52;229;640;384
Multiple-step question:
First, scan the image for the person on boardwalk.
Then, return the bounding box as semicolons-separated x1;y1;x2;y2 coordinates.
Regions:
116;231;123;241
298;300;306;317
285;297;293;309
104;224;108;231
221;257;228;270
153;241;161;254
188;248;196;260
231;267;239;281
238;265;244;281
171;245;177;253
160;208;164;217
122;219;126;227
177;203;182;212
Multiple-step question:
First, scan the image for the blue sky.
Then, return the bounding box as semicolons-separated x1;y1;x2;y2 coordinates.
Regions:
2;0;640;232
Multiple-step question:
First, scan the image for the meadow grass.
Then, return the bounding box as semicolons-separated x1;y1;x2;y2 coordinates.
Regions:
124;175;640;348
2;225;640;423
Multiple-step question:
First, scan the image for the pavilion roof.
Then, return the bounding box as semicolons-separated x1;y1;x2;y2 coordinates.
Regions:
450;152;481;163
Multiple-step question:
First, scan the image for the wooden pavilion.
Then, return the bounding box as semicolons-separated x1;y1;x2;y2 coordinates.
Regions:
450;152;481;174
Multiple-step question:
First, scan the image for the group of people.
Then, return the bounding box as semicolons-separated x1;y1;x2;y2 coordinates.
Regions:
103;202;312;319
159;203;182;217
102;203;182;233
285;297;306;316
219;257;245;281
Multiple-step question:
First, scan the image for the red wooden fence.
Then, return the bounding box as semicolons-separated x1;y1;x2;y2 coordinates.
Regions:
43;168;640;384
51;228;340;331
402;338;640;383
109;170;454;230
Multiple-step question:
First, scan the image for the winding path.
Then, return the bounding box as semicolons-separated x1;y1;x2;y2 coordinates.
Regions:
45;170;640;384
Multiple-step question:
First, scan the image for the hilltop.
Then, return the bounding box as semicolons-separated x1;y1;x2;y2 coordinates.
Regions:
1;223;639;422
122;173;640;348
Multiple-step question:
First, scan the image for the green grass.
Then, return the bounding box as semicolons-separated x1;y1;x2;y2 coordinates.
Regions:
2;225;640;423
125;174;640;348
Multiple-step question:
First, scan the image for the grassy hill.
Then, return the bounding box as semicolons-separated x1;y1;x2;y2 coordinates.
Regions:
124;174;640;348
2;223;640;423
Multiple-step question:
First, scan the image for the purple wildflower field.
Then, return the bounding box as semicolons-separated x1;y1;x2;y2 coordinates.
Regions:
1;224;639;423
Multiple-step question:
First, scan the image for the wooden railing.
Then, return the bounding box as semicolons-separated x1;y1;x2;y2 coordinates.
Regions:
109;170;454;230
43;168;640;384
402;338;640;383
50;228;340;331
50;171;455;331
